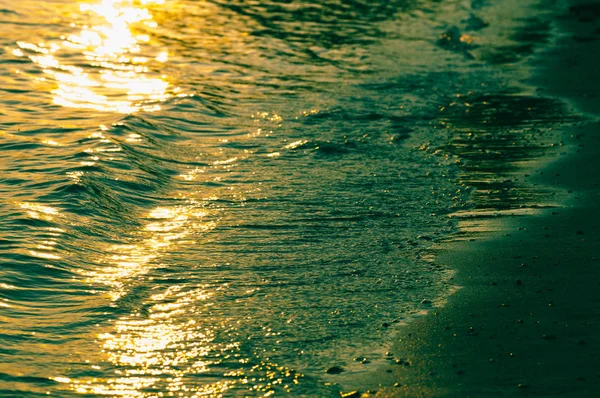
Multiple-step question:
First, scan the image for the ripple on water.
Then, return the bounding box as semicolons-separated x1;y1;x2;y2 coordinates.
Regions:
0;0;576;396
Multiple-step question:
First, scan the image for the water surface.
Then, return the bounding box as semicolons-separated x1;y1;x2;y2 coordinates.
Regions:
0;0;574;396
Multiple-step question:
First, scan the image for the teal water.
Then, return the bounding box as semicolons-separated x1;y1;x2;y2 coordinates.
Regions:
0;0;575;396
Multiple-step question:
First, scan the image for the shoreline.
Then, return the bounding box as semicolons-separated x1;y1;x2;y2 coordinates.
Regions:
380;131;600;396
346;1;600;396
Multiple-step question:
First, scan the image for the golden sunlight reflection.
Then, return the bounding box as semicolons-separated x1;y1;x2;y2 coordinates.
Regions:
19;201;59;220
15;0;174;113
69;283;241;396
80;202;216;302
69;168;299;395
17;202;65;262
67;278;299;396
69;188;235;394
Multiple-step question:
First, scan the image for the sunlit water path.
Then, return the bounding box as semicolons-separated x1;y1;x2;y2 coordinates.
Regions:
0;0;574;396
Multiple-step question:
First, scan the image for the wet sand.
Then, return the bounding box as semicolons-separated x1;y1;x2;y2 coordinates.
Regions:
351;1;600;396
375;144;600;397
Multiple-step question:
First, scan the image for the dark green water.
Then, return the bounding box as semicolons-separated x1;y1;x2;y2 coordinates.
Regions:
0;0;576;396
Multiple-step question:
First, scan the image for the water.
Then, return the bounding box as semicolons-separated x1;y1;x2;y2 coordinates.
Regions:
0;0;575;396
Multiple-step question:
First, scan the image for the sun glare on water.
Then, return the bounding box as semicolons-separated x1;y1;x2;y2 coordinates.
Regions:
16;0;172;113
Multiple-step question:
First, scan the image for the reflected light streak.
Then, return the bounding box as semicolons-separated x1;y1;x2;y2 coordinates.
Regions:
81;202;216;302
69;284;239;396
67;151;277;396
16;203;65;262
16;0;171;113
19;201;59;220
73;195;227;395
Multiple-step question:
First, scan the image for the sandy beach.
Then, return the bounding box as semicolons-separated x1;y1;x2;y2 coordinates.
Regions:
375;140;600;397
343;1;600;396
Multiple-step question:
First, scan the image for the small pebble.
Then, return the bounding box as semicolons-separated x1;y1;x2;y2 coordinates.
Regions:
326;366;345;374
467;327;478;336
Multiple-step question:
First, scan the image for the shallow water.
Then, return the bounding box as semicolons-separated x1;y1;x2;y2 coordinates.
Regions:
0;0;576;396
